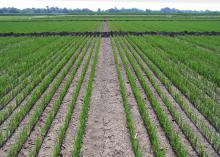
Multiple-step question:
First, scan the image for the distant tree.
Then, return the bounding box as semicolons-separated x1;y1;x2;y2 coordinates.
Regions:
0;6;219;14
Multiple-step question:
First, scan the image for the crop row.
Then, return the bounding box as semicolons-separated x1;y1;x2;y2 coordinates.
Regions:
112;37;168;156
113;36;190;157
72;36;101;157
143;36;220;89
0;36;86;129
51;36;98;157
141;36;218;102
1;36;94;156
123;35;220;155
0;37;56;96
178;36;220;53
128;35;220;131
109;20;220;32
0;36;89;148
25;37;95;157
111;37;142;157
120;36;217;156
0;37;79;110
0;36;70;98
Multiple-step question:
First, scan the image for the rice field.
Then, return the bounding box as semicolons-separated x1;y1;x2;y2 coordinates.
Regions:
0;15;219;157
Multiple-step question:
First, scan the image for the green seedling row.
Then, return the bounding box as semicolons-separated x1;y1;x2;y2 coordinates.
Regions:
72;36;101;157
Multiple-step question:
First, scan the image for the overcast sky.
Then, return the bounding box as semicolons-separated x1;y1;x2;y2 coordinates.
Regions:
1;0;220;11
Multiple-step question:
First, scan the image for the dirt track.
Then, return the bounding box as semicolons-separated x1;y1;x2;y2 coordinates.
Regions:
80;22;134;157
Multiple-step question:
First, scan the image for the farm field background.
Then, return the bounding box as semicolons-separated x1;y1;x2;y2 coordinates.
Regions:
0;14;220;157
1;15;220;32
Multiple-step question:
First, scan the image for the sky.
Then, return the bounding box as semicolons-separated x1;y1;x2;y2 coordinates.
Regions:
1;0;220;11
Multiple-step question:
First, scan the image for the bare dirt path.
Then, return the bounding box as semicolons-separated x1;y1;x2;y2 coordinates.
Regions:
102;21;109;32
80;22;134;157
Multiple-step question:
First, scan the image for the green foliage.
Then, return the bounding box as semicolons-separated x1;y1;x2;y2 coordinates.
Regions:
109;20;220;32
0;37;79;125
0;21;101;33
24;37;93;157
128;35;220;131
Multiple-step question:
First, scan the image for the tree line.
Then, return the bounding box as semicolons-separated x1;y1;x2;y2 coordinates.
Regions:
0;7;219;14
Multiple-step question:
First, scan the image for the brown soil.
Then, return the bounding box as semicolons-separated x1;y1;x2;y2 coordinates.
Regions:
80;36;134;156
